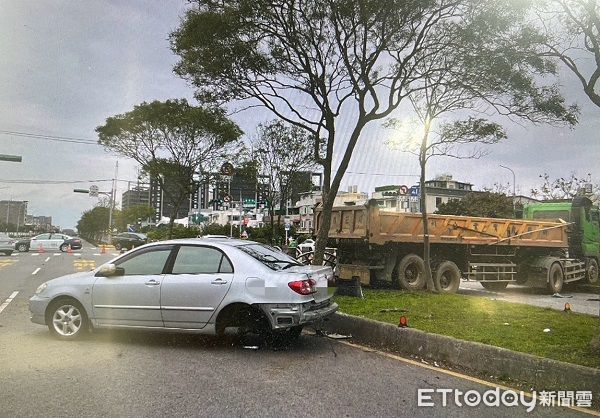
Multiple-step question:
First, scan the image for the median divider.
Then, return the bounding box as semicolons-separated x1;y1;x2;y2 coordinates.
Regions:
322;312;600;397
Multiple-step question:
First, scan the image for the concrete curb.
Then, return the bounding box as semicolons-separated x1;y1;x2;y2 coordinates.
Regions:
322;312;600;394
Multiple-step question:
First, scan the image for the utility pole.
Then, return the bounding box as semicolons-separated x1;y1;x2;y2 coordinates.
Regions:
108;161;118;233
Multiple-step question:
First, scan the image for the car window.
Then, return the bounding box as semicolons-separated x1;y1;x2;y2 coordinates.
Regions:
35;234;50;240
115;248;172;275
171;245;233;274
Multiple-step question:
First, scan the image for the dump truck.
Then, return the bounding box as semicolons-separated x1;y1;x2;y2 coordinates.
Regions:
315;197;599;293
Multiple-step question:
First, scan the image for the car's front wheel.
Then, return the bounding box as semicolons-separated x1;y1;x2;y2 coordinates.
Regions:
46;298;88;340
114;243;122;250
17;243;28;252
59;243;68;252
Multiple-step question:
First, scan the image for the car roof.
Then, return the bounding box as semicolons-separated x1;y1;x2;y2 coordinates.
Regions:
146;237;256;249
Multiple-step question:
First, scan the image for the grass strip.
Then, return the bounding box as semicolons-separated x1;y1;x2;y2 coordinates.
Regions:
334;289;600;368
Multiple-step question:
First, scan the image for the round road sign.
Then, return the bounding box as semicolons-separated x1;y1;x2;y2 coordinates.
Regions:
220;162;234;176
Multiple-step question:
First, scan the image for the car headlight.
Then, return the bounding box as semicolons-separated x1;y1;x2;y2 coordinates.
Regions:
35;282;48;295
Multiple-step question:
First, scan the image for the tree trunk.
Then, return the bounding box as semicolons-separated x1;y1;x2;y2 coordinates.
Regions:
313;191;332;265
168;199;185;239
269;205;276;245
419;125;438;293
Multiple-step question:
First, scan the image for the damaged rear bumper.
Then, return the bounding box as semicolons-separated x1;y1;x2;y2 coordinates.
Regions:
258;300;339;330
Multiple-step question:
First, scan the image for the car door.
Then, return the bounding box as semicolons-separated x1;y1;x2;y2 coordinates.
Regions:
92;245;174;327
49;234;65;250
30;234;50;251
160;244;234;329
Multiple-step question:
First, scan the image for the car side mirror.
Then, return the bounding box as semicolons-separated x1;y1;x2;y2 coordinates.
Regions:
96;263;125;277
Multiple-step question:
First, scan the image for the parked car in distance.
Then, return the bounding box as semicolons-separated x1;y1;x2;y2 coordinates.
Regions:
297;238;315;253
0;233;15;255
15;233;75;252
64;236;82;250
111;232;148;250
29;238;338;341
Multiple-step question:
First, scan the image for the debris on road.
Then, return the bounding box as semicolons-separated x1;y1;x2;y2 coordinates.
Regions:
325;333;352;340
552;293;573;298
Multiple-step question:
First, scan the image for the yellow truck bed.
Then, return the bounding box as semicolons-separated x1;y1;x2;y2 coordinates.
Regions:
316;204;568;248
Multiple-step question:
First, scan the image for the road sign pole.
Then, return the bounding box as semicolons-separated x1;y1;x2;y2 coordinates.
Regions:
229;178;233;238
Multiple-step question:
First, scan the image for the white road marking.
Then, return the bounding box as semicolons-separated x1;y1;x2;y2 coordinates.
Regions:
73;253;82;256
93;253;101;256
31;253;39;257
44;257;50;262
0;291;19;314
32;268;41;275
53;253;61;257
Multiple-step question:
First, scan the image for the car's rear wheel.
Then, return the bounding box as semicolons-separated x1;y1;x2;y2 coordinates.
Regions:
46;298;88;340
114;243;122;250
3;251;12;256
17;243;28;252
59;243;68;252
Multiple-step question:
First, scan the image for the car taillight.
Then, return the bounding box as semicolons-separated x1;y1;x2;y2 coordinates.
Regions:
288;279;317;295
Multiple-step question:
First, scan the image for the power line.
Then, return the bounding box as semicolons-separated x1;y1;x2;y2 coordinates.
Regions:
0;129;99;145
344;171;418;177
0;178;135;185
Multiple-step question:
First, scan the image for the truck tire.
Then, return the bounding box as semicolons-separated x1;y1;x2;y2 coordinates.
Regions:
547;262;564;294
397;254;426;290
481;281;509;291
586;258;599;285
434;261;461;293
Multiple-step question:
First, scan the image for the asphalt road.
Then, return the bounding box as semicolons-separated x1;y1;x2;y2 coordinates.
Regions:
0;243;594;417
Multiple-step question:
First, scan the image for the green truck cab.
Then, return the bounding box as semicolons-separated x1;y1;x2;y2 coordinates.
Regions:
523;197;599;285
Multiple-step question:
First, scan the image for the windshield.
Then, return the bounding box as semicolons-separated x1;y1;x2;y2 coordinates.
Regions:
237;243;301;270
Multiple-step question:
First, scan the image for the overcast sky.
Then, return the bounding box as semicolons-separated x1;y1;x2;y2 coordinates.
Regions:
1;1;599;229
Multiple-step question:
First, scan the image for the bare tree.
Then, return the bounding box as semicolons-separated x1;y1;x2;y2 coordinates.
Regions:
531;172;599;201
252;120;317;244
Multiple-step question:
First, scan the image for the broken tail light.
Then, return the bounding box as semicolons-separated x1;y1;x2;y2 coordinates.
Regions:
288;279;317;295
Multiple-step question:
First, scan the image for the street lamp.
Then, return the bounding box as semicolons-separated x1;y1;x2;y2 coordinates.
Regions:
74;187;115;232
499;165;516;196
499;165;516;214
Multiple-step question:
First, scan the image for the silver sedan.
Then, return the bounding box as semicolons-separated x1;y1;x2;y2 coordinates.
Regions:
29;238;338;341
0;233;15;256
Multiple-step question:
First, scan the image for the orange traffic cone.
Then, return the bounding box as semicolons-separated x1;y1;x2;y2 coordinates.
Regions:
38;244;45;254
67;245;73;255
100;245;106;254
